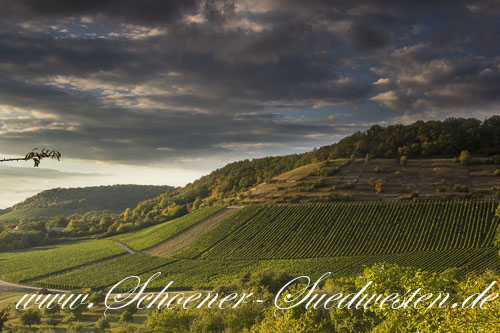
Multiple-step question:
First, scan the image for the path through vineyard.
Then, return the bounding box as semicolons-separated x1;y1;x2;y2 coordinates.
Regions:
0;279;66;294
145;207;241;257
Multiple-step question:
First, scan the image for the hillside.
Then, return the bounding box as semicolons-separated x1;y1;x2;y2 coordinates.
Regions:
243;158;500;203
0;199;494;291
0;184;176;223
125;117;500;225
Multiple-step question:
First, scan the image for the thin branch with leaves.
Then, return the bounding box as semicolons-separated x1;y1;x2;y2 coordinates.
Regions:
0;148;62;167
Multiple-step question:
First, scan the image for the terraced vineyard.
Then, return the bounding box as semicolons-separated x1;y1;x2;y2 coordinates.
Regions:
176;200;500;260
113;206;224;250
0;239;125;283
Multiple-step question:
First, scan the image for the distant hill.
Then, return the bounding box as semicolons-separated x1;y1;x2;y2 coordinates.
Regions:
0;184;176;223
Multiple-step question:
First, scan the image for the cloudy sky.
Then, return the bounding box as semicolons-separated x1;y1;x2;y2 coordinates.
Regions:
0;0;499;207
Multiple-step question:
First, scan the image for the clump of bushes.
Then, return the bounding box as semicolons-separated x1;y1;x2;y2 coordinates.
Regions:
400;155;408;167
321;167;340;177
459;150;471;165
453;184;469;193
494;169;500;177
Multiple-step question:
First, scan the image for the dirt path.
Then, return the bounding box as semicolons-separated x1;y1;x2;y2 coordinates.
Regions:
0;279;67;294
114;240;137;254
145;207;240;258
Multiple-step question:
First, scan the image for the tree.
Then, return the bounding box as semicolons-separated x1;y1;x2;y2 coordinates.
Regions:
0;306;10;331
43;304;60;328
19;308;41;328
459;150;472;165
119;310;134;324
400;155;408;167
0;148;61;167
95;316;110;332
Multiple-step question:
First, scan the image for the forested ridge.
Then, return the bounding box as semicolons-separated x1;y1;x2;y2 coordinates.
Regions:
12;184;176;212
130;117;500;222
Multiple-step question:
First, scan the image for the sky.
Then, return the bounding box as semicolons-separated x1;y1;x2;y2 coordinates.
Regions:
0;0;500;208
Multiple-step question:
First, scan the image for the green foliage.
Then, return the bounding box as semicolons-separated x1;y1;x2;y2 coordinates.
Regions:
349;263;500;331
0;306;10;331
459;150;472;165
119;310;134;324
19;308;41;328
454;184;469;193
400;155;408;167
11;184;175;214
494;169;500;177
137;264;500;332
95;316;110;332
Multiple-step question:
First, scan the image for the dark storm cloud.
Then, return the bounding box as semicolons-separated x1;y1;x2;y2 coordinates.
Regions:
4;0;200;26
0;79;360;163
0;0;499;165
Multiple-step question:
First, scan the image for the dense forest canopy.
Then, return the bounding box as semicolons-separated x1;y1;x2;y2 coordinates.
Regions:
11;184;176;212
315;116;500;160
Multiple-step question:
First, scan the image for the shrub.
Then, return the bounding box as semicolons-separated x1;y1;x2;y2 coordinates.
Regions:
436;187;446;193
19;309;41;328
374;167;382;173
321;167;340;177
365;153;372;162
400;155;408;167
394;171;401;176
495;191;500;198
453;184;469;193
494;169;500;177
96;316;110;332
375;181;383;193
459;150;471;165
